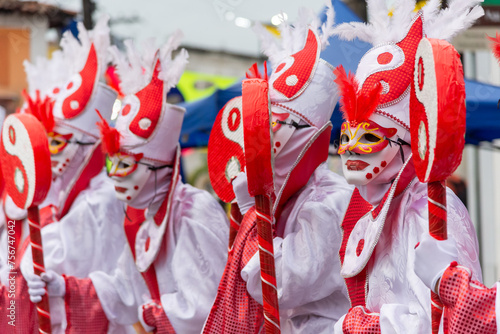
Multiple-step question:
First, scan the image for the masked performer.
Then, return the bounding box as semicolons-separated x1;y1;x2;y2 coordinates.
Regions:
331;0;483;332
28;32;229;334
203;5;354;333
411;32;500;334
17;17;133;333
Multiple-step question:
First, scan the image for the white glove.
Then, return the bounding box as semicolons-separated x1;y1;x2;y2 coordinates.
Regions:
414;232;458;293
4;194;27;220
138;300;160;333
26;270;66;303
232;171;254;216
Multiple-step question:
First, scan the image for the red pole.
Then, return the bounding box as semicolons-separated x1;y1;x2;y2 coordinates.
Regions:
255;194;280;334
428;180;447;334
27;207;52;334
228;202;243;251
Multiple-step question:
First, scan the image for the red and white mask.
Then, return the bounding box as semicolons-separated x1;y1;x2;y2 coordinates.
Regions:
105;152;168;207
249;5;339;196
334;14;423;187
100;34;188;208
339;112;410;186
48;126;90;177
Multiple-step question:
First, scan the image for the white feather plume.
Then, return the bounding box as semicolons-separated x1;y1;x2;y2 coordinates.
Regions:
365;0;392;43
332;22;373;43
426;0;484;41
59;15;110;77
158;30;189;91
421;0;441;23
253;23;284;65
386;0;417;43
320;0;336;47
24;50;71;97
333;0;484;45
109;30;188;95
253;1;336;69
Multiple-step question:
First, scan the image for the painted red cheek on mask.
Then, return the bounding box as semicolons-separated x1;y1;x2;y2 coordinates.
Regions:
275;141;281;148
373;167;379;174
381;161;387;167
66;159;70;162
126;196;131;200
134;185;139;190
366;173;373;179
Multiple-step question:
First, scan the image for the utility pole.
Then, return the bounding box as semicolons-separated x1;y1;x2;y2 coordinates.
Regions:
82;0;96;29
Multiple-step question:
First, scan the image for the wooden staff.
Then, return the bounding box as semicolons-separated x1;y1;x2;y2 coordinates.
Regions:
242;78;280;333
0;113;53;334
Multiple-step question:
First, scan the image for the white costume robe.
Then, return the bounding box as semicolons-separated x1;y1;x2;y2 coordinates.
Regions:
64;180;228;334
21;171;131;333
334;180;482;334
242;163;353;333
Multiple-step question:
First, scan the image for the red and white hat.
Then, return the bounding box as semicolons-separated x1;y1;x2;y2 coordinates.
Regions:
102;31;189;164
333;0;483;129
253;4;338;129
51;16;117;139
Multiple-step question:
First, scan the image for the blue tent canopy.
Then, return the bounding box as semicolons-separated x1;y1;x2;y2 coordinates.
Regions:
464;79;500;144
179;0;500;148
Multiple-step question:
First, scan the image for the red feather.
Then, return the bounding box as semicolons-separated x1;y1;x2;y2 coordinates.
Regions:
357;81;383;122
95;109;121;155
333;65;382;124
333;65;358;122
487;33;500;63
22;89;55;133
105;65;124;98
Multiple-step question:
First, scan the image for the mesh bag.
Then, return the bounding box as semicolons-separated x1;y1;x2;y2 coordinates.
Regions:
203;207;263;334
65;276;109;333
342;306;381;334
142;300;175;334
439;264;497;334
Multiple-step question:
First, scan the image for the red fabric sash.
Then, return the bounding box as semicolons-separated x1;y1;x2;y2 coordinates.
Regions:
123;206;162;301
339;189;372;307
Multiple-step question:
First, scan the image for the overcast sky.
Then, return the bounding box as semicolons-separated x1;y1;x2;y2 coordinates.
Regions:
40;0;326;57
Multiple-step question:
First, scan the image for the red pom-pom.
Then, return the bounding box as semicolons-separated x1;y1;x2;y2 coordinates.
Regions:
487;33;500;63
333;65;382;124
95;109;121;155
22;90;55;133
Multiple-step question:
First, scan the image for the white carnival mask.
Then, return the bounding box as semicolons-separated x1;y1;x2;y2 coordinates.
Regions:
339;114;410;186
106;152;152;204
48;125;91;177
